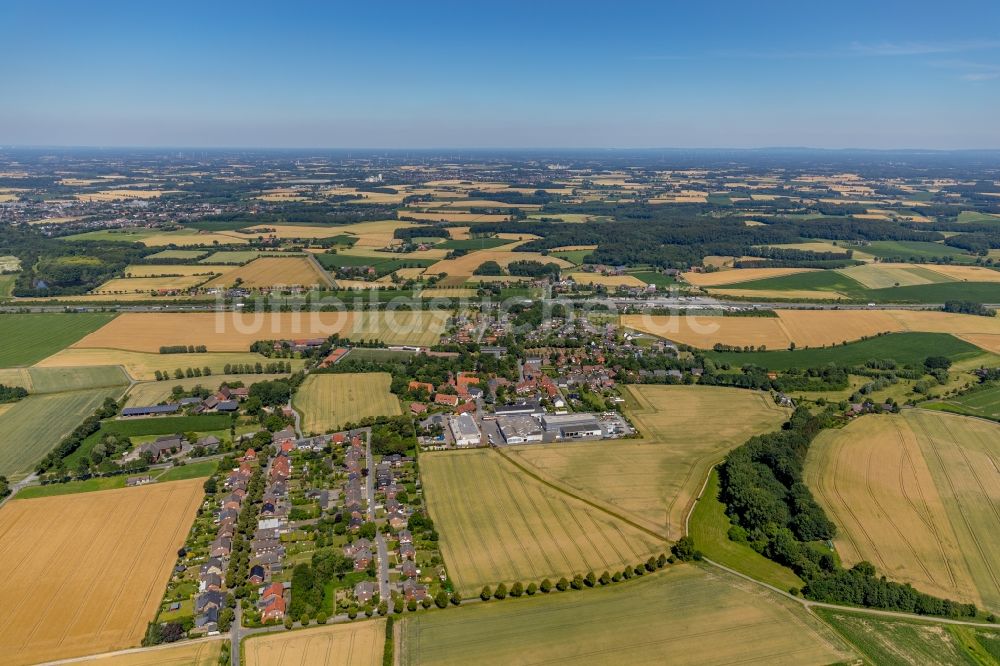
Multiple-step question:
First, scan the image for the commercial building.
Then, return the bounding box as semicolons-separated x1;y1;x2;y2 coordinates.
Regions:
539;413;603;440
497;414;544;444
449;413;481;447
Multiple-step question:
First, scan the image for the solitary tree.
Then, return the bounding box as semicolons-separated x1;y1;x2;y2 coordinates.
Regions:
540;579;552;593
510;581;524;597
480;585;492;601
494;583;508;600
526;582;538;595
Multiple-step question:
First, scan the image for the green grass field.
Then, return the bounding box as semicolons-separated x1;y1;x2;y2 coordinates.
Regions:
706;332;983;370
550;249;593;265
197;250;275;264
342;348;415;362
103;413;233;438
0;274;16;299
629;270;676;288
0;313;117;367
722;269;870;297
859;240;974;262
15;476;126;498
400;566;854;665
0;388;125;479
814;608;1000;666
689;470;803;590
0;365;129;393
294;372;401;433
155;460;219;481
958;211;1000;224
144;249;210;260
437;237;512;250
922;383;1000;421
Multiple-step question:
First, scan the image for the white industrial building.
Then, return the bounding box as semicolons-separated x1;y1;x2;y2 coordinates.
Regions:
539;413;603;440
497;414;544;444
449;413;482;447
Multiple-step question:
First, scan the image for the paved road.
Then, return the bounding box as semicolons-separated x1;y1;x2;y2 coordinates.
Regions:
376;532;391;604
230;599;242;666
289;399;302;439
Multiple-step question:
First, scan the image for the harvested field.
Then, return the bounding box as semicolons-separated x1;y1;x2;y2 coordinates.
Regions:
923;264;1000;282
836;263;949;289
567;273;647;287
416;288;478;298
294;373;401;434
778;309;903;347
621;313;792;350
245;620;384;666
422;448;665;595
0;313;116;367
425;248;571;278
202;256;333;289
91;275;210;294
805;411;1000;611
75;189;174;201
681;267;816;287
510;386;790;540
400;566;854;665
36;348;304;381
122;264;233;278
70;310;449;351
76;639;223;665
0;480;204;665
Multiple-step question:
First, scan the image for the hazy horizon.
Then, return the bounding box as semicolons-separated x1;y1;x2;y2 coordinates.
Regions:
3;1;999;149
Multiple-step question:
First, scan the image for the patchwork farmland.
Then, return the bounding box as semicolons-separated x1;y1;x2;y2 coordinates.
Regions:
805;411;1000;612
401;566;854;665
509;385;790;540
294;372;401;433
622;309;1000;353
421;448;665;595
201;255;334;289
0;480;205;665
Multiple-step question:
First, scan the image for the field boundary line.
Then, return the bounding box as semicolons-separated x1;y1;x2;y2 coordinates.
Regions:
493;447;669;544
38;634;228;664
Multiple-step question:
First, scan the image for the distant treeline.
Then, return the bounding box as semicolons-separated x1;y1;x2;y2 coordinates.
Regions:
159;345;208;354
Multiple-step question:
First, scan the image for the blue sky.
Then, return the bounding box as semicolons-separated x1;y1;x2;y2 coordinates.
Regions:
1;1;999;148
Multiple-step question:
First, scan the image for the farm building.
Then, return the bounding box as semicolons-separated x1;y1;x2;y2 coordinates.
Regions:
122;403;180;417
497;414;544;444
540;413;602;440
449;413;481;447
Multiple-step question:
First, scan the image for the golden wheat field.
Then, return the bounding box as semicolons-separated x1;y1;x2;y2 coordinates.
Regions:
70;310;449;351
122;264;234;278
425;248;572;278
567;273;647;287
681;267;818;287
295;372;401;433
75;189;174;201
36;348;306;381
510;385;790;540
201;256;333;289
0;480;204;665
244;620;384;666
805;411;1000;612
400;566;854;666
922;264;1000;282
90;275;211;294
422;448;665;595
80;639;223;665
